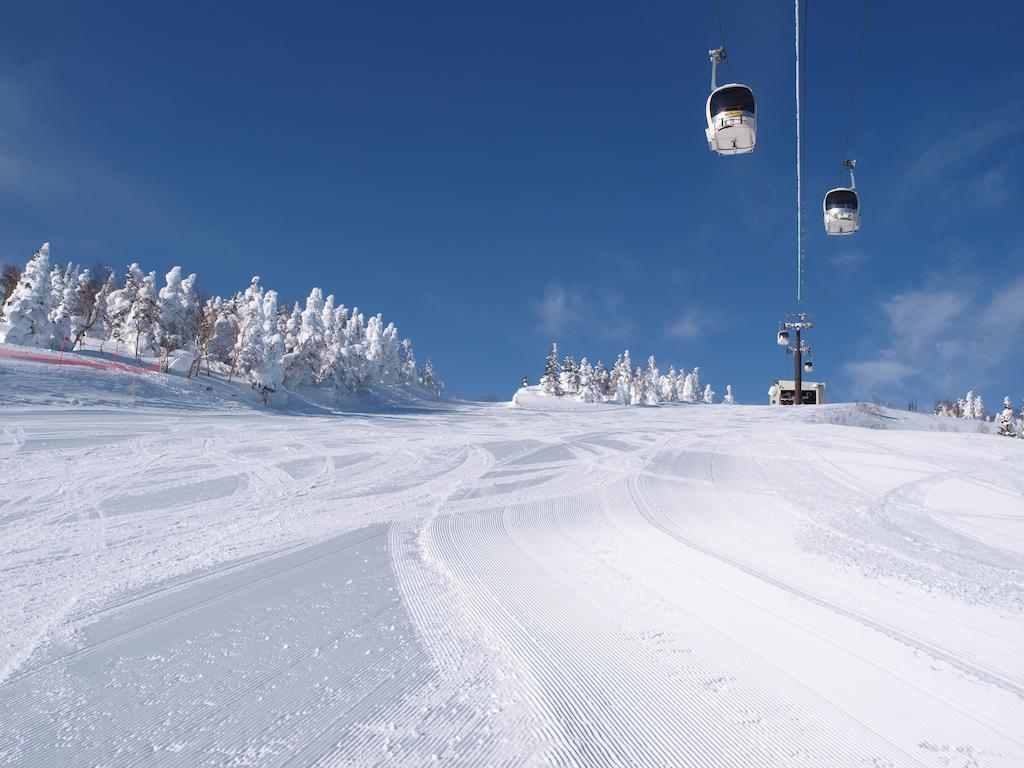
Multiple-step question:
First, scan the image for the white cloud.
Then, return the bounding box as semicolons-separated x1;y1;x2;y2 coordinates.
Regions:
906;111;1022;185
665;309;703;340
841;360;916;394
841;275;1024;400
829;248;867;269
533;283;583;337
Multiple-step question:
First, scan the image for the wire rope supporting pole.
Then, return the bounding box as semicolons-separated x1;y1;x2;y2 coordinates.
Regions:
840;0;872;183
795;0;802;304
712;1;770;272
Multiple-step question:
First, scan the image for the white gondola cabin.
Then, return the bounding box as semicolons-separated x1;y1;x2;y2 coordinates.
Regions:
705;48;756;156
824;159;860;235
777;330;790;346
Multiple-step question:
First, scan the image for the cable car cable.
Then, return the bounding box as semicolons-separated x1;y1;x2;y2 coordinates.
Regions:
710;0;770;270
712;0;734;81
795;0;803;303
839;0;872;184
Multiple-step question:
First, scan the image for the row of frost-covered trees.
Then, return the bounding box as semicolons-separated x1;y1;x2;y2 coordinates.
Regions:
934;391;1024;438
0;243;441;402
531;343;735;405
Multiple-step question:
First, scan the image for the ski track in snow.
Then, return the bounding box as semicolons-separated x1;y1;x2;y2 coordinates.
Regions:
1;363;1024;766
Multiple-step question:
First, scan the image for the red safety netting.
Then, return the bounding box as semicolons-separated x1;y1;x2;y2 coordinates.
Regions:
0;346;160;374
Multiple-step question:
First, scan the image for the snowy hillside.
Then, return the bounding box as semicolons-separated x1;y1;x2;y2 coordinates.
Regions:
1;357;1023;767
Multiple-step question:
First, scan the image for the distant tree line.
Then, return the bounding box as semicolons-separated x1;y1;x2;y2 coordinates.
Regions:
0;243;442;403
530;342;735;405
935;391;1024;437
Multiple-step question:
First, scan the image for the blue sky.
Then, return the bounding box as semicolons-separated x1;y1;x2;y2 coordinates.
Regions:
2;1;1022;405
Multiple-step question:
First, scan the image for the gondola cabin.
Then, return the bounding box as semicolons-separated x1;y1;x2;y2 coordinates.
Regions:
706;84;757;155
823;187;860;235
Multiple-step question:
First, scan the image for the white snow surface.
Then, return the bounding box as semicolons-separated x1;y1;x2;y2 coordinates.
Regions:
2;358;1023;767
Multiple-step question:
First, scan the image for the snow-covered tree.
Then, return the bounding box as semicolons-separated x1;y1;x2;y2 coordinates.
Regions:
577;357;602;403
630;366;648;406
105;263;146;354
722;384;736;404
541;343;562;396
47;263;68;327
379;321;401;384
0;264;20;312
996;396;1016;436
609;353;632;404
422;357;441;395
681;367;698;403
0;243;54;347
155;266;199;362
253;289;284;400
959;390;983;420
659;366;677;402
49;262;80;348
561;355;580;395
341;307;367;391
231;278;262;376
129;271;159;359
593;360;610;397
207;295;241;364
284;288;325;387
283;302;301;354
364;313;385;384
702;384;715;404
399;338;417;384
72;268;114;349
644;356;660;405
971;393;986;421
190;298;218;376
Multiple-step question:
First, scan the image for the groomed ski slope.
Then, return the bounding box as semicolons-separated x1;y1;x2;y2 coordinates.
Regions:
1;360;1023;767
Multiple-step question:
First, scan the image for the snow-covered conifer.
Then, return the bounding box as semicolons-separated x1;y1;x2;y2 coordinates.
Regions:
399;338;417;384
645;356;660;405
660;366;677;402
105;264;143;353
380;322;401;384
284;288;325;387
232;277;267;383
681;368;698;403
0;264;20;313
254;289;285;400
961;391;977;420
49;263;80;348
422;357;442;395
128;271;159;359
611;352;632;404
972;393;986;421
576;357;601;402
342;308;367;391
77;270;114;349
283;302;301;354
0;243;55;347
593;360;610;397
702;383;715;404
155;266;198;360
364;313;385;384
630;366;648;406
561;355;580;395
47;263;68;326
722;384;736;404
541;343;562;396
996;396;1016;436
